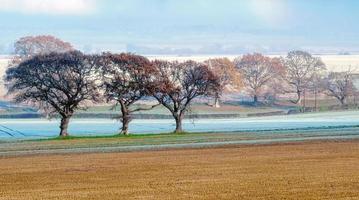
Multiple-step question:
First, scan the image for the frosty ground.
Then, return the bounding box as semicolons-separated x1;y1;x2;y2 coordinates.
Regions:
1;110;359;140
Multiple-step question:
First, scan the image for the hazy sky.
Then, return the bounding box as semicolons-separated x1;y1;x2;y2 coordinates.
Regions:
0;0;358;54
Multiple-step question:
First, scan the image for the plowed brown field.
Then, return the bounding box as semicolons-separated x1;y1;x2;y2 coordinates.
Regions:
0;141;358;200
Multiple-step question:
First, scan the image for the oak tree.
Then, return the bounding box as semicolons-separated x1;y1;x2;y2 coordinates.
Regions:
205;58;242;107
14;35;74;58
282;51;325;105
151;60;220;133
235;53;284;105
324;70;354;106
98;53;158;135
5;51;99;137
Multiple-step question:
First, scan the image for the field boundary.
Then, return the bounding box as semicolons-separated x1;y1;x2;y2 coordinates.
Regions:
1;135;358;157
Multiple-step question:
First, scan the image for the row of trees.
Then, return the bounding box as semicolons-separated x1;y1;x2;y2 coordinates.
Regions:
211;51;355;110
12;35;357;108
5;35;358;136
5;51;220;136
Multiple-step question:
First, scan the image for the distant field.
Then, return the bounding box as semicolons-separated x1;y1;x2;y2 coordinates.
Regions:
147;54;359;72
83;103;281;115
0;140;358;199
0;101;286;119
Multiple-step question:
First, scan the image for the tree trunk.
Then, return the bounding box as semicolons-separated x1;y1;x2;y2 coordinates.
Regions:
59;115;71;137
302;89;306;112
213;95;221;108
119;100;130;136
353;94;357;107
121;113;130;136
296;90;301;104
291;90;301;104
253;95;258;105
314;88;318;112
339;98;346;108
174;113;184;133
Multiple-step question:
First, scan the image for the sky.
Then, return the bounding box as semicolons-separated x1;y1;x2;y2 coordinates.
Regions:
0;0;358;54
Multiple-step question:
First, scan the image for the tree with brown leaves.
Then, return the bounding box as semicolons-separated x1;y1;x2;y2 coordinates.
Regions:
98;53;159;135
14;35;74;58
5;51;99;137
205;58;242;107
151;60;220;133
235;53;284;105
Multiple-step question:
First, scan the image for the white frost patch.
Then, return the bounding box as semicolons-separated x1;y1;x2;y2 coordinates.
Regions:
0;110;359;139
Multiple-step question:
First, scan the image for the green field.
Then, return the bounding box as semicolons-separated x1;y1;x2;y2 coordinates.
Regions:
1;126;359;157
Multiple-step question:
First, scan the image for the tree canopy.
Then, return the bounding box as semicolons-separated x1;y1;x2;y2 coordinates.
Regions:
236;53;284;104
5;51;99;136
14;35;74;57
151;60;220;133
282;51;325;104
205;58;242;107
98;53;158;135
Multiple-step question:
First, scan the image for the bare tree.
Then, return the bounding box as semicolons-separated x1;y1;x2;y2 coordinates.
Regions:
235;53;284;105
282;51;325;105
151;60;220;133
98;53;159;135
5;51;99;137
14;35;74;58
307;71;325;111
205;58;242;107
323;70;354;107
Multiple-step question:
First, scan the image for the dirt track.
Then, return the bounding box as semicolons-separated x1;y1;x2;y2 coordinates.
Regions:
0;140;358;199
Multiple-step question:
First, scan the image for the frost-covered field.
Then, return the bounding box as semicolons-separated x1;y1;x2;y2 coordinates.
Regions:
1;110;359;139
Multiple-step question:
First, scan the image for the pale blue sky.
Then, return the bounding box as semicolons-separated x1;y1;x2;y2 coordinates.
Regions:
0;0;358;54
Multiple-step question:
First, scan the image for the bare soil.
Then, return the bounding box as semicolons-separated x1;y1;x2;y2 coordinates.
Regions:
0;140;358;199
